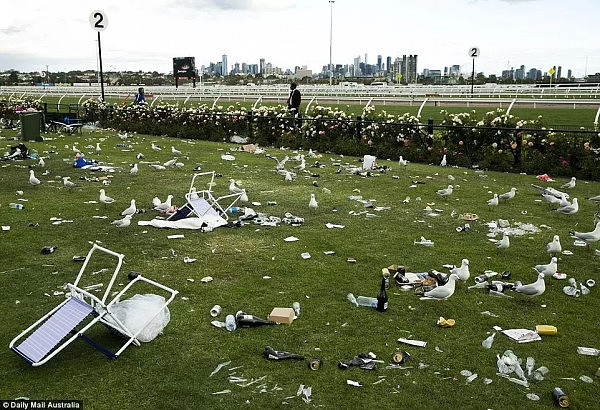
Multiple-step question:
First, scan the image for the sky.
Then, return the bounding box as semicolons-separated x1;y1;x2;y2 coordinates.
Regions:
0;0;599;77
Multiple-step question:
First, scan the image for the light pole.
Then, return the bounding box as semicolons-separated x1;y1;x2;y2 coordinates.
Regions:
329;1;335;86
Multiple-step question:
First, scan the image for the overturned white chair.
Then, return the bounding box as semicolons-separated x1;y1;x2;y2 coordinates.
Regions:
168;171;243;222
9;243;178;366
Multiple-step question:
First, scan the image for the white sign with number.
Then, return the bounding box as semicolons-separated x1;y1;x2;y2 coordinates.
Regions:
468;47;480;58
89;10;108;32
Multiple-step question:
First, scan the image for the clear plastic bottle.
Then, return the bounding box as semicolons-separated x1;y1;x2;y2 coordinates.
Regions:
9;203;24;210
292;302;300;316
225;314;236;332
347;293;359;307
356;296;377;308
482;333;496;349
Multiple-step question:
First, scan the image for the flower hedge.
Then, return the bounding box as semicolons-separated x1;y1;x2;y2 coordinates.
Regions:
9;97;600;179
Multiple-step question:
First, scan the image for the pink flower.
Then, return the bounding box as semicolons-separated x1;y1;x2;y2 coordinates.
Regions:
319;130;325;135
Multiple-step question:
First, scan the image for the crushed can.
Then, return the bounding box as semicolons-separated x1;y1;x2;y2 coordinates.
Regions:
552;387;569;408
308;358;322;370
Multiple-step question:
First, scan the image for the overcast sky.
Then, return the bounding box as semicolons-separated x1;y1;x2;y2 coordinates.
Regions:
0;0;598;77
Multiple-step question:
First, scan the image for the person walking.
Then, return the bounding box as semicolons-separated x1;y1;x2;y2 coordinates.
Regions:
287;83;301;129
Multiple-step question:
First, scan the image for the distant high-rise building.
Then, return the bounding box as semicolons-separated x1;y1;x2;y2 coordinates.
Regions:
386;56;392;73
501;69;514;80
567;69;572;80
259;58;265;75
233;62;240;74
353;56;361;76
515;65;526;80
536;70;542;80
400;55;418;84
222;55;228;76
557;66;562;79
552;65;556;80
527;68;538;81
241;62;248;73
377;55;382;71
444;67;448;76
364;53;368;65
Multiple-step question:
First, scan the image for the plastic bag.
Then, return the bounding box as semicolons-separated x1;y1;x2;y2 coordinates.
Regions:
109;294;171;342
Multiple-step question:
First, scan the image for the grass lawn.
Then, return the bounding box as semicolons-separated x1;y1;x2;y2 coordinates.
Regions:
1;127;599;409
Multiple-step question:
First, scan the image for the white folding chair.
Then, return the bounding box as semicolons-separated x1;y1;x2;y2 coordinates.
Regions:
9;243;178;366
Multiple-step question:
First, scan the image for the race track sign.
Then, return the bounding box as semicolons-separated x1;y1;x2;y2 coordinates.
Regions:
548;67;556;75
89;10;108;32
468;47;480;58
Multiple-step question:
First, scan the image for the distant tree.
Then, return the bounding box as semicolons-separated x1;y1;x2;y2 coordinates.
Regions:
8;70;19;85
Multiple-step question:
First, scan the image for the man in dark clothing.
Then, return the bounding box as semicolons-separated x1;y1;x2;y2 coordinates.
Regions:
134;87;146;105
287;83;301;115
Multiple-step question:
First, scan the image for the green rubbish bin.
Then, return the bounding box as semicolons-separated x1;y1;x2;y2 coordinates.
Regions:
20;111;43;142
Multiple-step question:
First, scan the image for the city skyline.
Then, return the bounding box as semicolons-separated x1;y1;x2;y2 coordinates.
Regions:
1;0;599;77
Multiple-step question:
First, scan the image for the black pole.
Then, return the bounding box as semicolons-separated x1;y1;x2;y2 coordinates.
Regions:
471;58;475;97
97;31;105;102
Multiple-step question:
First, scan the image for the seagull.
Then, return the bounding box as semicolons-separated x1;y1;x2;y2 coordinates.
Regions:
309;193;318;210
559;194;571;208
121;199;137;216
546;235;562;254
29;170;41;185
569;221;600;245
561;177;576;189
307;149;317;158
151;142;162;151
171;146;182;156
284;171;295;182
72;145;81;154
111;214;132;228
154;195;173;211
99;189;114;204
149;164;166;171
437;185;453;197
513;273;546;297
293;155;306;172
450;259;470;281
398;156;408;166
152;196;162;208
38;158;45;167
542;193;561;206
136;153;145;159
229;179;244;194
555;198;578;215
588;194;600;203
272;155;289;170
96;142;101;155
423;274;459;300
440;154;447;167
496;233;510;250
163;158;177;167
239;190;248;203
499;187;517;201
130;163;138;175
118;132;128;140
487;193;499;208
533;256;557;277
62;177;76;188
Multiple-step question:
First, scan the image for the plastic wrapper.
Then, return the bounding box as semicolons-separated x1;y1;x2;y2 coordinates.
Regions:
108;294;171;342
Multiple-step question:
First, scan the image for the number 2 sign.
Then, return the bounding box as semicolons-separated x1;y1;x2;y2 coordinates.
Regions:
468;47;480;58
89;10;109;32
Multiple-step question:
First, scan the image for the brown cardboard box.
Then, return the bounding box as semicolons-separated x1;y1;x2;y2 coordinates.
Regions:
268;307;295;325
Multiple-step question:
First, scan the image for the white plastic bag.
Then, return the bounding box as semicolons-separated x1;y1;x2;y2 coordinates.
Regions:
109;294;171;342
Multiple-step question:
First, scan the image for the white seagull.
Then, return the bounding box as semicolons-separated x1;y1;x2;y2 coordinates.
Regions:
450;259;470;281
309;193;318;210
513;273;546;297
96;142;101;155
569;221;600;245
398;156;408;166
546;235;562;254
588;194;600;203
163;158;177;167
99;189;114;204
229;179;244;194
152;196;162;208
561;177;576;189
499;187;517;201
149;164;166;171
111;214;132;228
542;193;561;206
422;274;459;300
38;158;45;167
154;195;173;211
555;198;578;215
130;163;138;175
487;193;499;208
496;233;510;250
121;199;137;216
293;155;306;172
29;170;41;185
171;146;182;156
437;185;453;197
559;194;571;208
62;177;76;188
533;256;558;277
239;190;248;203
440;154;447;167
151;142;162;151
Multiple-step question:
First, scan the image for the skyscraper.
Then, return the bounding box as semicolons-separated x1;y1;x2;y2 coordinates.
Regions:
400;55;418;84
353;56;361;77
567;69;572;80
377;55;382;71
259;58;265;75
557;66;562;79
222;54;228;76
386;56;392;73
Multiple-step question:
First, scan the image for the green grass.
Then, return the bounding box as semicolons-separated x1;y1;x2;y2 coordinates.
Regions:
1;127;599;409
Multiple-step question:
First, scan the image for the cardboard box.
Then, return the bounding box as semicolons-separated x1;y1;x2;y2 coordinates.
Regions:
268;307;295;325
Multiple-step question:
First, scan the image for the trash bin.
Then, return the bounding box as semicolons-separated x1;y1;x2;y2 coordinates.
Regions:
20;111;43;142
